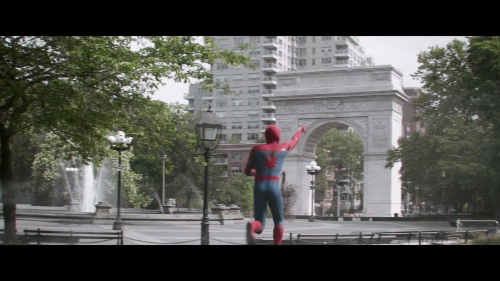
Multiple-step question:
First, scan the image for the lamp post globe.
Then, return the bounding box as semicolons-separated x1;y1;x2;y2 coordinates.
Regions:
196;104;222;245
107;131;133;231
306;160;321;222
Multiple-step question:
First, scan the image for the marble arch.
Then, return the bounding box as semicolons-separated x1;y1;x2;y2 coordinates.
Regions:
268;65;409;217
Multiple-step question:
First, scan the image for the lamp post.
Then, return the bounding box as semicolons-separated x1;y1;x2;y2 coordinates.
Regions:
107;131;133;231
306;160;321;222
162;154;167;206
196;104;222;245
415;186;419;214
405;181;412;214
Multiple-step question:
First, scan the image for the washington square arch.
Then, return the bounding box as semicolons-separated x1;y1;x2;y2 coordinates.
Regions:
268;65;409;217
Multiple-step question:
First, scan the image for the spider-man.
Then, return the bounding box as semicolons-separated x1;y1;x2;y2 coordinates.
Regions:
244;124;306;245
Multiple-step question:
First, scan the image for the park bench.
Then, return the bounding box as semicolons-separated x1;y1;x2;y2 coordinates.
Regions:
373;231;458;245
20;228;124;245
295;233;377;245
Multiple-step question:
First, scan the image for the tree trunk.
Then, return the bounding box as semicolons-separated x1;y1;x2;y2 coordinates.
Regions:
1;133;17;244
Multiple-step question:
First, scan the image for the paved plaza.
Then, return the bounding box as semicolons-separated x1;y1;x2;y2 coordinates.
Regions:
4;216;459;245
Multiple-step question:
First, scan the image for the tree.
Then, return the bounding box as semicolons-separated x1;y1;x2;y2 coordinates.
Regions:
386;37;500;218
0;36;254;244
218;173;253;213
315;129;364;203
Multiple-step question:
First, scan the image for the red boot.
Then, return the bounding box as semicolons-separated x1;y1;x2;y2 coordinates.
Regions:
273;225;284;245
246;220;263;245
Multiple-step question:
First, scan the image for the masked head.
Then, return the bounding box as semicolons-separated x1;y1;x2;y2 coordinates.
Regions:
265;125;280;144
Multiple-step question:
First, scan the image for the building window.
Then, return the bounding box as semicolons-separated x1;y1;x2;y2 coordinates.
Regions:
248;110;260;117
219;122;227;129
278;39;282;46
298;48;307;55
232;122;242;129
321;46;332;53
232;110;242;117
233;49;244;54
233;74;243;81
298;59;306;66
248;73;260;81
234;37;244;44
321;36;331;41
232;87;243;95
312;58;315;65
216;75;228;82
231;134;242;141
251;60;260;67
249;50;260;55
231;166;242;174
312;36;315;43
247;133;259;141
233;63;244;68
247;121;259;129
321;57;332;64
232;154;243;161
217;89;228;95
298;36;306;43
216;111;227;118
216;63;228;70
312;47;315;54
248;86;260;94
248;98;259;106
232;99;243;106
217;38;229;45
216;100;227;107
249;36;260;43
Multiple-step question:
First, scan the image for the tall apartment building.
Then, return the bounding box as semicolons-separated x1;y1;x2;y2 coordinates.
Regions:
184;36;375;178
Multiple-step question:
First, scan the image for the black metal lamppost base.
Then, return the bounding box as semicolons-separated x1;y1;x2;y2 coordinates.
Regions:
113;220;124;230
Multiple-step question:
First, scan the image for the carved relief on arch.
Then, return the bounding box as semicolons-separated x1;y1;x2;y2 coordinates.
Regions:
371;118;389;149
371;73;390;81
279;122;294;141
352;117;368;137
322;99;342;110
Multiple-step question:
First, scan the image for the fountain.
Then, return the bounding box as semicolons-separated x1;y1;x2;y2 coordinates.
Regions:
60;158;116;213
81;164;96;212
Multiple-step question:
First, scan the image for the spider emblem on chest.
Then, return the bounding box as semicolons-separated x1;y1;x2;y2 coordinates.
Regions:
265;152;278;170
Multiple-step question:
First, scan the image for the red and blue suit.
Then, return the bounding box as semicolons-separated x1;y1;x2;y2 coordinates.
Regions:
244;125;306;245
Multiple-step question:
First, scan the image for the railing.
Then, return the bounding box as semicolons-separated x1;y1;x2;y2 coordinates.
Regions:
335;60;353;66
262;50;278;56
262;63;277;69
262;90;274;97
262;76;277;83
335;49;351;55
263;39;277;44
262;113;275;119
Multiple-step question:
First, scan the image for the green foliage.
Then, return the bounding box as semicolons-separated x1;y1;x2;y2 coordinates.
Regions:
315;129;364;200
218;173;253;213
387;36;500;218
470;233;500;245
0;36;254;243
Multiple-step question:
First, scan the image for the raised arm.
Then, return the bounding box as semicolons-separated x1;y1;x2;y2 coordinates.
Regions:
284;125;306;151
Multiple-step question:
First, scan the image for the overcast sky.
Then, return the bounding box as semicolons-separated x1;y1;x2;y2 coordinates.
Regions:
152;36;468;105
